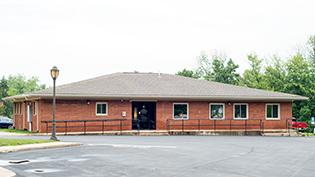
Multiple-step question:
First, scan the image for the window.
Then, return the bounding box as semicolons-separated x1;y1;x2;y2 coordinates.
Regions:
234;103;248;119
173;103;189;119
96;102;108;116
210;103;225;119
33;101;39;115
266;104;280;119
14;103;22;115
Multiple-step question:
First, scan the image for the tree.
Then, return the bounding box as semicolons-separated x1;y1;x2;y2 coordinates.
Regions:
0;75;45;118
284;53;315;118
307;35;315;117
240;54;266;89
308;35;315;66
0;77;9;116
197;54;240;85
7;75;45;96
224;59;240;85
208;57;240;84
197;53;212;80
176;69;200;79
263;56;286;92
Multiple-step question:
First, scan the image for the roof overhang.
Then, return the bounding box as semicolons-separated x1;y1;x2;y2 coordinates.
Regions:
2;93;309;102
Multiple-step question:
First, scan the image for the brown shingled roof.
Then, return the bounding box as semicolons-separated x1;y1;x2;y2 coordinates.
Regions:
3;72;308;101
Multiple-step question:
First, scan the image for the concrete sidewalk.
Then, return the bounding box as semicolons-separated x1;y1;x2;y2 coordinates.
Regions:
0;167;15;177
0;142;81;153
0;132;29;136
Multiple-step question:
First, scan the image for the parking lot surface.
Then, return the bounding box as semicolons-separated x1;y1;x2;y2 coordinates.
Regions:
0;135;315;177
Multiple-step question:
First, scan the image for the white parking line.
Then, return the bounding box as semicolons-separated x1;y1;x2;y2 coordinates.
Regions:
87;144;177;149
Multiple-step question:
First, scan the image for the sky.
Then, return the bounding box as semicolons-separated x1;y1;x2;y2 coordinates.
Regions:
0;0;314;86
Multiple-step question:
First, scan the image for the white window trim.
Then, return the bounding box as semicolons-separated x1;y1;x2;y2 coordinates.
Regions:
14;103;22;115
34;101;39;116
96;102;108;116
265;103;281;120
173;103;189;120
233;103;249;120
209;103;225;120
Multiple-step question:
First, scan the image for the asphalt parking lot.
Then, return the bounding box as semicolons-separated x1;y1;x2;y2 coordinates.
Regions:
0;135;315;177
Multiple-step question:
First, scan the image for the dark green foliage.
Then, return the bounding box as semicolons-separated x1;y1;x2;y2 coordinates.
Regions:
308;35;315;66
176;69;200;79
263;56;286;92
0;75;45;118
240;54;266;89
197;54;240;85
176;35;315;131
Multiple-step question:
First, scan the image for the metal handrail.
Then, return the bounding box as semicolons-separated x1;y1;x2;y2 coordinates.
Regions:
42;118;126;123
166;118;292;135
42;118;129;135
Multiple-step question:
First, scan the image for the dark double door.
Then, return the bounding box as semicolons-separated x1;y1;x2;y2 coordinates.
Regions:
132;102;156;130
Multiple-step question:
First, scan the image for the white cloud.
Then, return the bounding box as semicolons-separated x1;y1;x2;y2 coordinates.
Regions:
0;0;314;85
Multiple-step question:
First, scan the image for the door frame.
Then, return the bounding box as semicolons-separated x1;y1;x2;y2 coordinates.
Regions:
27;104;32;131
131;101;156;130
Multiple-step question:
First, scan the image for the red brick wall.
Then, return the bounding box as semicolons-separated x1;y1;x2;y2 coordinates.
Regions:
39;100;132;133
13;102;26;130
157;101;292;130
13;100;292;133
13;101;46;132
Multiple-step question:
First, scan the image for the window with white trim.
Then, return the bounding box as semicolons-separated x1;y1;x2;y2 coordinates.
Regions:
96;102;108;115
173;103;189;119
14;103;22;115
234;104;248;119
33;101;39;115
210;103;225;119
266;104;280;119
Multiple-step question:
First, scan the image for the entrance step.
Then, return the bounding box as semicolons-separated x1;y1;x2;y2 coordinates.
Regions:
168;130;261;136
262;129;300;136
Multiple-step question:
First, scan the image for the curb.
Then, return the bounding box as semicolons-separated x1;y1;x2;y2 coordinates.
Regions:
0;167;16;177
0;142;81;153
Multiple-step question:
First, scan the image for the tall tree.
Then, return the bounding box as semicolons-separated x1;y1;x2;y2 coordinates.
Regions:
0;75;45;118
0;77;9;116
308;35;315;66
307;35;315;118
284;53;315;119
240;54;266;89
224;59;240;85
208;57;240;84
263;56;286;92
176;69;200;79
7;75;45;96
197;54;240;85
197;53;212;80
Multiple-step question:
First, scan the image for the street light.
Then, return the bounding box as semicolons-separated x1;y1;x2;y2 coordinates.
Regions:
50;66;59;141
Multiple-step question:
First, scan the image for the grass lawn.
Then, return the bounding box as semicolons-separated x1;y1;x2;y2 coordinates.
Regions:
0;128;32;134
302;132;315;136
0;138;52;146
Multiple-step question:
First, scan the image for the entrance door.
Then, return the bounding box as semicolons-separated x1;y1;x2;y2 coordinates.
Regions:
27;105;32;131
132;102;156;130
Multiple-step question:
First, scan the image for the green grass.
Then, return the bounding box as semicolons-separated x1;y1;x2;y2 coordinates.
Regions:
0;138;52;146
302;132;315;136
0;128;32;134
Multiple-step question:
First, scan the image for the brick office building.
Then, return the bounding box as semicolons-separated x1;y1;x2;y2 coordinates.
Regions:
4;72;307;134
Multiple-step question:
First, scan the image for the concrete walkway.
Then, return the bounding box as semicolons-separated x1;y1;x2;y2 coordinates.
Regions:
0;142;81;153
0;132;30;136
0;167;15;177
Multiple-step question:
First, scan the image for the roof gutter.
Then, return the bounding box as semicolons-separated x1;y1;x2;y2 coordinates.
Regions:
3;93;308;102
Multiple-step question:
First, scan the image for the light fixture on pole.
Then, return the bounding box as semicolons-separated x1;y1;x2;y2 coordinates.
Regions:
50;66;59;141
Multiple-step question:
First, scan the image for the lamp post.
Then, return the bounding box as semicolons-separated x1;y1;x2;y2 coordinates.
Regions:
50;66;59;141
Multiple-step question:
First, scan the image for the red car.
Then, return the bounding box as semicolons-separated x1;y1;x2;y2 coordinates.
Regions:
291;121;308;130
